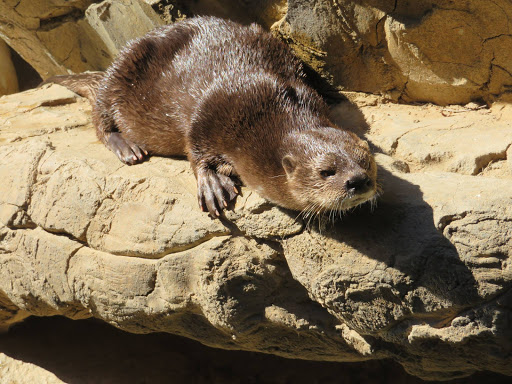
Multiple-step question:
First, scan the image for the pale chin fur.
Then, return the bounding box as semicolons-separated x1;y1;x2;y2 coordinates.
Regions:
325;189;377;212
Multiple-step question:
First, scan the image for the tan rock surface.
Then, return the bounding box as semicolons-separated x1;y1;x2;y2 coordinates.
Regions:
0;39;19;96
0;0;162;79
2;0;512;104
0;85;511;380
0;353;64;384
277;0;512;104
337;102;512;176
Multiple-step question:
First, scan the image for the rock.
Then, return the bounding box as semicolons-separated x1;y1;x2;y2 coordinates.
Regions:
2;1;512;104
276;0;512;105
0;0;162;80
383;6;491;105
0;353;64;384
12;0;92;20
153;0;286;28
329;100;512;177
0;39;19;96
283;169;512;378
0;0;91;78
10;316;506;384
83;0;164;58
0;85;511;380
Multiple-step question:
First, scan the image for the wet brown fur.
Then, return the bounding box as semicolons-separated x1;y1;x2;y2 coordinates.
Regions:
43;17;377;216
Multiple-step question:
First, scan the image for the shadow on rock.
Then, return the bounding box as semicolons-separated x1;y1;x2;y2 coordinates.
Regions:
7;316;504;384
283;165;481;334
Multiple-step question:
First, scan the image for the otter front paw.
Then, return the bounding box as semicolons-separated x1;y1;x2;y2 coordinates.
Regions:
197;168;239;217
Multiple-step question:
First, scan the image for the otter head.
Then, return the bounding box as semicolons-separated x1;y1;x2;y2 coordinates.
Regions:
281;127;377;214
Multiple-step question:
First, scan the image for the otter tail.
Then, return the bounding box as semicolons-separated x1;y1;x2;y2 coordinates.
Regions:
40;71;104;103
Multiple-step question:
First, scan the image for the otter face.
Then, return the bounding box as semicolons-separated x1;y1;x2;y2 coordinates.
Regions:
282;129;377;214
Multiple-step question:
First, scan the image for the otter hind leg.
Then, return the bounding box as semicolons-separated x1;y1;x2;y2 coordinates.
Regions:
93;99;149;165
108;132;148;165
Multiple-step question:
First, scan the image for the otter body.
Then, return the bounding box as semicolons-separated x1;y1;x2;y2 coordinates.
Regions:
46;17;377;216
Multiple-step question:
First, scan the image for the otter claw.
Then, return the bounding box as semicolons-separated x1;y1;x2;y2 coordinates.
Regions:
197;168;239;217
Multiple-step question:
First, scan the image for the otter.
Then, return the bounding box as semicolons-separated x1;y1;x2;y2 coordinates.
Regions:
44;16;377;217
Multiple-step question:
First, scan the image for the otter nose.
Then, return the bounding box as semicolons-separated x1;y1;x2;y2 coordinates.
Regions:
345;174;371;195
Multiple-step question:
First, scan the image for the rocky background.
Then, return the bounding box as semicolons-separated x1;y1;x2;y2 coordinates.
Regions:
2;0;512;104
1;0;512;382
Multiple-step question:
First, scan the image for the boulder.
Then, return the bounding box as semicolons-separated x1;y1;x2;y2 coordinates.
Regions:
0;0;162;80
277;0;512;104
0;353;63;384
2;0;512;103
0;85;511;380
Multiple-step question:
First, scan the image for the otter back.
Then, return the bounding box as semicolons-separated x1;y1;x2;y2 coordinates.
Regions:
43;16;377;218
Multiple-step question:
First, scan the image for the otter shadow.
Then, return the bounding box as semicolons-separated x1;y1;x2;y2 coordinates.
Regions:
302;62;373;137
306;84;481;313
306;164;481;314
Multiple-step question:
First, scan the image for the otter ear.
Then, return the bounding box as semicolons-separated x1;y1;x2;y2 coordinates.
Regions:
282;155;297;177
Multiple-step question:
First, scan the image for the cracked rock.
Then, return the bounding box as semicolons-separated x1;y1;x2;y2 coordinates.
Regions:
2;1;512;104
347;101;512;178
1;84;511;380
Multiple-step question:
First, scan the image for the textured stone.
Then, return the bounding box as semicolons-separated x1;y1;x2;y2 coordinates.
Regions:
275;0;512;104
0;39;19;96
0;353;64;384
1;86;511;380
333;101;512;177
84;0;163;58
13;0;92;20
10;316;508;384
0;0;91;78
2;1;512;103
0;0;161;79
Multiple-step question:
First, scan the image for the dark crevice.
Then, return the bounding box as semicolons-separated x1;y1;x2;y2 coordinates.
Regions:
437;212;469;232
480;52;495;92
38;226;87;246
24;222;233;260
8;316;504;383
398;78;409;102
113;230;231;260
492;63;512;79
38;9;87;31
375;0;398;44
63;244;85;279
483;33;512;43
7;45;42;91
473;150;509;175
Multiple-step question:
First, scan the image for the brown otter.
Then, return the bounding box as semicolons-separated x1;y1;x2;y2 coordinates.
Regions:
44;16;377;217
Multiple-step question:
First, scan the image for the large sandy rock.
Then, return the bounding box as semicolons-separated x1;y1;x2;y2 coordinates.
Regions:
1;0;512;103
0;353;64;384
0;0;162;80
277;0;512;104
0;85;511;380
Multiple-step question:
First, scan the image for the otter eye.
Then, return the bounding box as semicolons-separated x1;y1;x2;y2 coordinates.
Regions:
359;156;370;170
320;169;336;178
